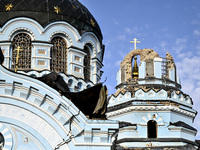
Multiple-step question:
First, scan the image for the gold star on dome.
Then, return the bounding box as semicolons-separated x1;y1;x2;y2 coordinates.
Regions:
90;19;95;27
72;4;76;9
54;6;61;14
5;3;13;11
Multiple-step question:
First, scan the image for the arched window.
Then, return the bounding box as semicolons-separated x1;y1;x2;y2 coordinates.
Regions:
84;45;91;81
147;120;157;138
77;82;82;89
50;37;67;73
68;79;73;87
29;74;37;78
12;33;32;70
87;84;91;88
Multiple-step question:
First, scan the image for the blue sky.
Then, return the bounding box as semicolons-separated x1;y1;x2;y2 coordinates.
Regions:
79;0;200;139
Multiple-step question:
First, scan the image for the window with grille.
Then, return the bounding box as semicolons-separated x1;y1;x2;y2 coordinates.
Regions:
12;33;32;70
84;46;91;81
50;37;67;73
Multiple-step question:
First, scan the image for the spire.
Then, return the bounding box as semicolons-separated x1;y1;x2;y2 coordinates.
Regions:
132;56;139;78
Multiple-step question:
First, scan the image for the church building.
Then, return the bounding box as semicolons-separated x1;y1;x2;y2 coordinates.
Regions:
0;0;199;149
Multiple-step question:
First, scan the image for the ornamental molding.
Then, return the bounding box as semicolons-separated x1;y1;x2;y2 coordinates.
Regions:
140;114;164;126
109;88;193;108
0;80;87;148
0;104;67;150
81;32;101;55
44;21;81;41
9;27;36;41
106;105;196;118
0;66;85;136
0;17;43;35
84;41;96;56
0;66;118;147
49;31;73;46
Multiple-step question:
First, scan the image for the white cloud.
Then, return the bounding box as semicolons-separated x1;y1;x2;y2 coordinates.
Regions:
194;29;200;35
124;26;138;35
195;40;200;51
114;60;122;67
176;52;200;139
113;19;119;25
171;37;188;54
118;51;127;59
175;37;187;45
103;50;112;59
177;56;200;80
125;27;132;34
116;35;126;41
160;27;168;32
191;19;200;25
144;24;149;29
160;41;168;50
177;51;193;59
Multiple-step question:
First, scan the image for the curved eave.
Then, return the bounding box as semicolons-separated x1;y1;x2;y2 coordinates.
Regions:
0;11;103;43
16;69;95;85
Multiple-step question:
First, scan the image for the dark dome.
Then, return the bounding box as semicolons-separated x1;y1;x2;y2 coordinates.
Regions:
0;0;103;42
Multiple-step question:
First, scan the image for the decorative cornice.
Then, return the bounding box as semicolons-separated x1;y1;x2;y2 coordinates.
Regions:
107;105;196;118
109;85;193;109
117;138;199;146
9;27;35;40
0;72;118;146
140;113;164;126
49;31;73;46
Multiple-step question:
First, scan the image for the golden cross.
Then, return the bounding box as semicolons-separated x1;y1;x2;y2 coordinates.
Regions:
130;38;141;50
14;46;23;72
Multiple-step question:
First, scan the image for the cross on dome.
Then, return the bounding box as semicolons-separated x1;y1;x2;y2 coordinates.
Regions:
130;38;141;50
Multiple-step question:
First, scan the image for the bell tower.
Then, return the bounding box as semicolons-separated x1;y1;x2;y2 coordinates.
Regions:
108;43;198;149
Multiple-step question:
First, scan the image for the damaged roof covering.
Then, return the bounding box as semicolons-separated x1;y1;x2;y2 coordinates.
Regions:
37;72;107;119
0;0;103;43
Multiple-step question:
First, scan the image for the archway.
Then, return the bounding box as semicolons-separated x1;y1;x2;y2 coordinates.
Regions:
147;120;157;138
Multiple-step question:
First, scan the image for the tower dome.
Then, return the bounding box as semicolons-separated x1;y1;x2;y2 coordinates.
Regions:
0;0;104;86
0;0;103;43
